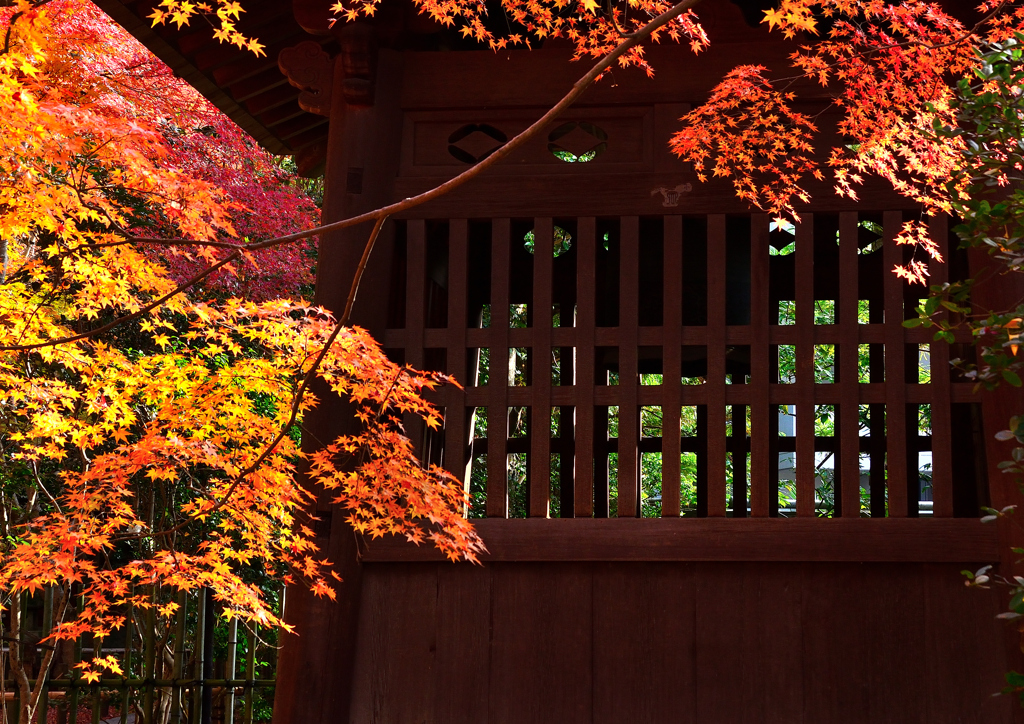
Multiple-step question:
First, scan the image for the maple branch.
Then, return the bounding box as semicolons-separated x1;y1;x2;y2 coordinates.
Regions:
341;214;389;325
86;0;705;544
1;0;56;56
605;0;637;39
128;216;390;541
4;0;702;354
0;250;241;351
131;0;705;254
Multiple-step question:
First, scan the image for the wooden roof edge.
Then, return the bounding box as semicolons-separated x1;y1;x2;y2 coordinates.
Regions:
92;0;292;156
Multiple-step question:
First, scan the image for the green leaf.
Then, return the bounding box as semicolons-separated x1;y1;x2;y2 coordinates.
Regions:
1003;370;1023;387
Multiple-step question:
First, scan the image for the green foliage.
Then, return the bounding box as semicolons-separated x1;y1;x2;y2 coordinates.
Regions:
911;35;1024;390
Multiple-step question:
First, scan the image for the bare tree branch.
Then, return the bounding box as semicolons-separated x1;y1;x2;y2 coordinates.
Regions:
111;0;705;539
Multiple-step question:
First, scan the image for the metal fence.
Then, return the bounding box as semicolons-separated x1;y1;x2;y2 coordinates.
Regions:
1;588;279;724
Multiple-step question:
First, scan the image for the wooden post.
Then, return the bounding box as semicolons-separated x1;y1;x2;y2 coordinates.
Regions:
272;44;406;724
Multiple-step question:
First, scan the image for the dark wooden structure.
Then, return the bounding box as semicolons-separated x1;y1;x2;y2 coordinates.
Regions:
104;0;1024;720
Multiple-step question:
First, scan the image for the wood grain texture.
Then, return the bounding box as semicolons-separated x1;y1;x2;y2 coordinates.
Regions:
346;561;1017;723
750;215;772;517
866;564;928;720
707;214;728;516
921;563;1015;723
487;219;512;517
592;563;696;724
434;564;491;723
361;517;999;563
530;218;554;517
801;563;872;722
662;216;683;516
348;564;438;723
696;562;802;723
488;563;592;724
883;210;909;517
617;217;640;517
838;212;862;518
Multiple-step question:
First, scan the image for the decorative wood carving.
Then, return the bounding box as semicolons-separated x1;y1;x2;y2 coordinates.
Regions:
447;124;508;163
278;41;334;116
338;22;376;106
547;121;608;162
651;183;693;207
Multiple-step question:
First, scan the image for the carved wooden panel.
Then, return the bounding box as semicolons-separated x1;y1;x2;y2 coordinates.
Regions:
400;106;656;176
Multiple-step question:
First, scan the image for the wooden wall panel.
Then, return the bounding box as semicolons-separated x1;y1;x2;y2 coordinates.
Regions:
403;108;651;176
592;563;697;724
695;562;803;723
350;562;1016;723
487;563;593;724
865;565;929;719
434;564;492;723
800;563;872;721
921;562;1015;722
349;564;438;723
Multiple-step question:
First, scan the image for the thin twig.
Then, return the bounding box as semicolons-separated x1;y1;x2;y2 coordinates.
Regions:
10;0;702;353
125;214;390;541
115;0;706;539
0;250;241;351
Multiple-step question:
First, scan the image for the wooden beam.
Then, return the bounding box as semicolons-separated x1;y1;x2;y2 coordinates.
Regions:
361;518;1000;563
92;0;292;155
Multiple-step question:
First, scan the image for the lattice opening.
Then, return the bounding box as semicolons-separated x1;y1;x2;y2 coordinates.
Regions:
385;213;986;520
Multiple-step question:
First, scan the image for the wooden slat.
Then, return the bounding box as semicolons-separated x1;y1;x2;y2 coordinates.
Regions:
928;216;953;517
696;563;803;722
883;210;909;517
593;563;696;723
406;221;428;458
457;380;980;407
706;215;728;516
801;564;871;721
795;215;817;518
530;218;554;517
617;217;640;517
662;216;683;517
348;565;438;722
434;564;490;722
445;220;471;490
487;219;512;518
384;323;973;352
838;212;862;517
488;564;593;723
361;518;1001;562
575;218;597;517
749;215;771;517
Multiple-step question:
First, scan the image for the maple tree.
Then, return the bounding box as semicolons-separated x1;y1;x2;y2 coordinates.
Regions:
0;2;482;722
5;0;1024;719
